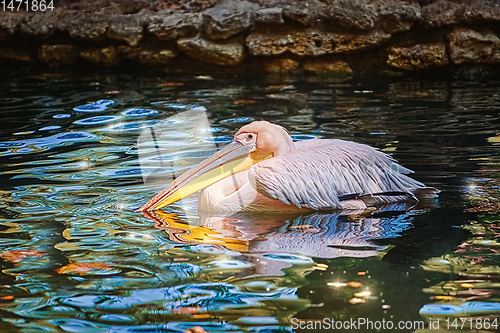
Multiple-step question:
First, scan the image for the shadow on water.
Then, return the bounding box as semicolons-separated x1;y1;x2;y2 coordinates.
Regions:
0;67;499;332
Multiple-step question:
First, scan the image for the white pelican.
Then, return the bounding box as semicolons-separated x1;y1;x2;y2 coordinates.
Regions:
138;121;438;213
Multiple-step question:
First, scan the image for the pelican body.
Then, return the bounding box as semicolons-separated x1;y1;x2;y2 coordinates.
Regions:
138;121;438;213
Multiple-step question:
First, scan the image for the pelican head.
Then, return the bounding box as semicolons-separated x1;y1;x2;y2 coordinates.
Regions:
234;121;294;156
138;121;282;212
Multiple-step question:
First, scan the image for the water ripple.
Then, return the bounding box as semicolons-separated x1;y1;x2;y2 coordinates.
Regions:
73;99;115;112
121;108;159;117
0;132;99;156
74;116;121;125
1;69;499;333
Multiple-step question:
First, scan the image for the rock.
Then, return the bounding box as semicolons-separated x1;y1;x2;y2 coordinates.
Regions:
447;28;500;64
323;0;378;31
80;47;120;67
386;44;448;71
255;7;284;25
302;57;352;75
19;9;63;39
107;14;144;46
117;46;177;66
347;49;387;75
4;0;500;75
147;13;201;41
379;2;420;34
0;12;23;40
58;7;120;41
262;58;300;73
202;0;259;40
156;0;218;13
420;0;464;28
461;0;500;25
283;0;324;26
68;0;117;11
113;0;153;14
39;45;78;65
177;36;245;65
0;48;34;62
252;0;292;6
246;25;391;56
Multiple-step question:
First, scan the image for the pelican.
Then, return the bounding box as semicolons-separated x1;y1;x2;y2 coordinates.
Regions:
138;121;438;213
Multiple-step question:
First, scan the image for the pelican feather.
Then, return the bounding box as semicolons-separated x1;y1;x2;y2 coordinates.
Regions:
249;139;426;210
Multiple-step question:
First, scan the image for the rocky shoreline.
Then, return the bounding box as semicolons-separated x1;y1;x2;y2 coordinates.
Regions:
1;0;500;76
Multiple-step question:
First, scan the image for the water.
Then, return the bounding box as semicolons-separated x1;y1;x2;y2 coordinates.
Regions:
0;68;499;332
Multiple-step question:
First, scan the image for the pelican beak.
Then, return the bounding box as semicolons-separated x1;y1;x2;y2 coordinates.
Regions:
137;141;272;212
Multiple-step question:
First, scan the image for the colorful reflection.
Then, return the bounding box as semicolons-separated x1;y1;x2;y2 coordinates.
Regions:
0;69;499;332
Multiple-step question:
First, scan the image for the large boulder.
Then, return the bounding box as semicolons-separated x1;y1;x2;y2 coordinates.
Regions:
255;7;285;25
80;47;120;67
379;2;420;34
420;0;500;28
386;44;448;71
19;9;63;39
282;0;325;26
202;0;259;40
112;0;153;14
421;0;464;28
0;48;34;62
58;8;120;41
0;12;23;41
39;45;78;65
107;14;144;46
177;36;245;65
262;58;300;73
323;0;378;31
117;46;178;66
302;57;353;75
447;28;500;64
246;25;391;56
147;12;201;41
461;0;500;25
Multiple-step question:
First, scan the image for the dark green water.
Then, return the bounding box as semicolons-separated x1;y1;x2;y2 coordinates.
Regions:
0;68;499;332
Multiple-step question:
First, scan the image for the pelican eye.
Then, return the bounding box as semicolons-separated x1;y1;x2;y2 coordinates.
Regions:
247;134;253;139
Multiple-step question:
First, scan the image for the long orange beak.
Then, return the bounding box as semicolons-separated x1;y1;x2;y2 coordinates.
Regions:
137;141;271;212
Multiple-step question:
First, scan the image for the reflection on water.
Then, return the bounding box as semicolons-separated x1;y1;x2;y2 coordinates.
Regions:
0;69;499;332
146;206;418;259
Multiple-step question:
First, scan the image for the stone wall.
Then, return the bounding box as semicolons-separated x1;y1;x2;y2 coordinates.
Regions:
1;0;500;75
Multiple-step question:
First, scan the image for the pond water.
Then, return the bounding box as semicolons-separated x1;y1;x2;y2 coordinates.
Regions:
0;68;499;333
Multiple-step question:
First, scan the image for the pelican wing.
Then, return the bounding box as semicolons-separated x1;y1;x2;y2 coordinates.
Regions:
249;139;425;210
